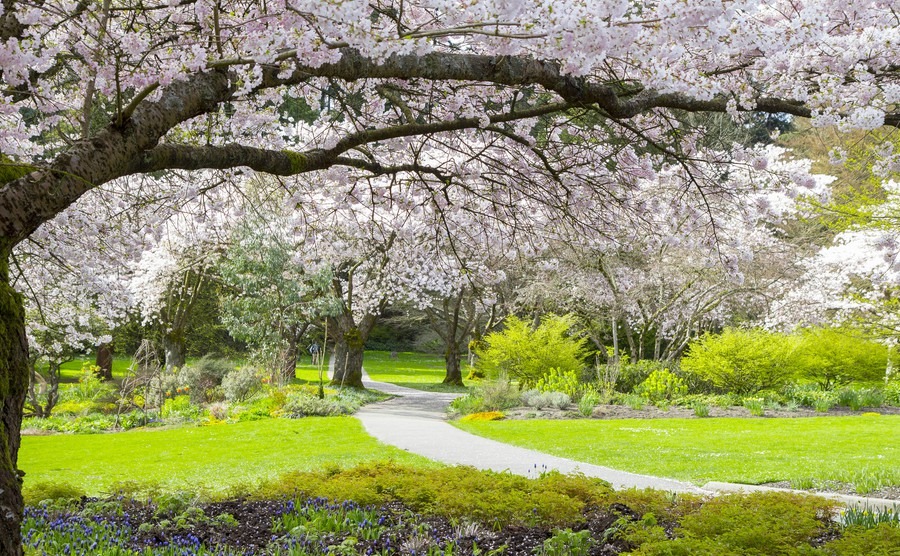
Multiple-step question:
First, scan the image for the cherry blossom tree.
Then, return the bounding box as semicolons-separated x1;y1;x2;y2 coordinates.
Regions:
1;1;900;551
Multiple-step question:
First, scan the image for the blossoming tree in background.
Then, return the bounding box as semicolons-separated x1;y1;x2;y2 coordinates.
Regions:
1;1;899;551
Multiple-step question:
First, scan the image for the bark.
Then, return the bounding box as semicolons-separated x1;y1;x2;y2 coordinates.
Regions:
443;343;464;386
0;249;27;556
95;343;113;381
279;330;299;384
162;331;186;372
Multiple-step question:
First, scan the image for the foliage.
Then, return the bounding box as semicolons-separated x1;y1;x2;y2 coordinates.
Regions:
449;375;521;416
635;369;687;402
255;463;613;528
534;367;582;399
521;389;571;410
629;492;835;555
692;402;710;418
743;398;765;416
475;314;589;388
535;528;593;556
578;390;600;417
680;328;797;394
459;411;505;422
178;356;235;403
614;359;669;394
790;327;888;389
840;505;900;529
821;524;900;556
221;367;263;403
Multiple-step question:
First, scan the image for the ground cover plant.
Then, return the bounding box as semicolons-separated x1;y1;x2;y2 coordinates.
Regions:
454;416;900;494
19;418;434;497
20;463;900;555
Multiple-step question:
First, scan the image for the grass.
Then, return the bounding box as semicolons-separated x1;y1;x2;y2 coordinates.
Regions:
55;357;133;383
455;415;900;487
20;416;435;498
362;350;471;392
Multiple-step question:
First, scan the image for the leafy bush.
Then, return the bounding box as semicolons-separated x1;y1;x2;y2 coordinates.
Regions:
822;524;900;556
475;314;589;388
69;365;116;403
578;390;600;417
636;369;687;402
178;356;235;403
630;492;835;555
535;367;582;399
221;366;262;402
521;389;570;410
615;359;667;394
790;327;888;389
254;463;613;528
680;328;796;394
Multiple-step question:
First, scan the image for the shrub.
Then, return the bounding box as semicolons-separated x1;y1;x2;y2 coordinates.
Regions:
680;328;796;394
632;492;836;555
615;359;666;394
742;398;765;416
822;524;900;556
521;389;571;410
70;365;116;403
221;366;262;402
536;528;593;556
790;327;888;389
636;369;687;402
578;390;600;417
474;375;520;411
535;367;582;399
254;463;613;528
23;482;86;504
475;314;589;388
459;411;505;422
178;356;235;403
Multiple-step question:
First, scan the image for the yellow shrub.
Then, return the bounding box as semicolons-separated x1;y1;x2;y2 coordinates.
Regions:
460;411;505;422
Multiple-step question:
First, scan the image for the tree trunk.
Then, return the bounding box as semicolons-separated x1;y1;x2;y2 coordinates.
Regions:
95;343;113;381
331;337;348;383
162;330;186;372
279;330;299;384
0;252;27;556
443;342;464;386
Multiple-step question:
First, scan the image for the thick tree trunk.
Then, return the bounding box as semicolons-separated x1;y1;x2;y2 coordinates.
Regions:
95;343;113;381
0;252;27;556
443;343;464;386
279;330;299;384
331;337;348;383
162;330;186;372
330;334;364;388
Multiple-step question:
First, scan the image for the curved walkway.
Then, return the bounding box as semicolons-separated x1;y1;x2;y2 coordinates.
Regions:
344;365;897;509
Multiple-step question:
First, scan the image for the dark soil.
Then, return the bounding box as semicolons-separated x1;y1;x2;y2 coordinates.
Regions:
55;497;644;555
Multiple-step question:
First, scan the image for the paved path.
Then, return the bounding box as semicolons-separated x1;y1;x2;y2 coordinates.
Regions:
344;365;898;509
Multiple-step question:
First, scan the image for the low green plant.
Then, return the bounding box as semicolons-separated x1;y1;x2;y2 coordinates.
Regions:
814;398;833;413
636;369;687;402
578;390;600;417
622;394;645;410
742;398;765;416
840;505;900;528
535;367;582;399
692;402;710;418
821;524;900;556
451;375;521;416
858;387;886;409
535;528;593;556
630;492;836;555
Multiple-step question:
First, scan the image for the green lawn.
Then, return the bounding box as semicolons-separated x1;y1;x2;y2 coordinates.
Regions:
20;417;434;497
363;350;470;392
56;357;133;382
456;416;900;487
